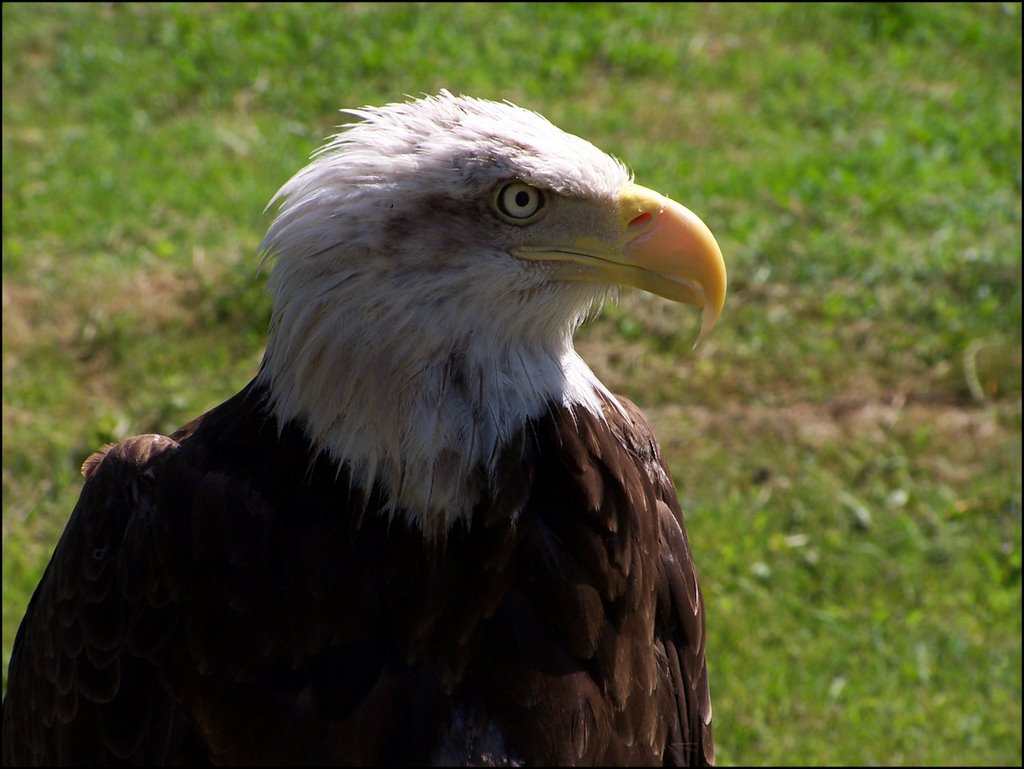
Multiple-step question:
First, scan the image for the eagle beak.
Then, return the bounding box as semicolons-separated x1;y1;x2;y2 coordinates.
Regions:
514;183;726;345
614;183;727;345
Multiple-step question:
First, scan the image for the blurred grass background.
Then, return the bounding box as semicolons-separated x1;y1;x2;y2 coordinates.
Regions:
2;2;1020;764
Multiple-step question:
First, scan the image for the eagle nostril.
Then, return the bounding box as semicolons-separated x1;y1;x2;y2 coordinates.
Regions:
628;212;652;229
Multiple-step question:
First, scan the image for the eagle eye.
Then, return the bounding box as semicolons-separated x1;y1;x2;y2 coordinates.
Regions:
496;182;544;222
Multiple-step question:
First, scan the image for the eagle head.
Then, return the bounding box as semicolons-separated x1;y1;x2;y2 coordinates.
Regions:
256;91;726;535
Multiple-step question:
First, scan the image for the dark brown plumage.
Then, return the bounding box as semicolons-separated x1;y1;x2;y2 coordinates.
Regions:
3;380;711;765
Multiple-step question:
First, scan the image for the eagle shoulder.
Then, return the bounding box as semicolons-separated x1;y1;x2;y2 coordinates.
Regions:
3;433;186;765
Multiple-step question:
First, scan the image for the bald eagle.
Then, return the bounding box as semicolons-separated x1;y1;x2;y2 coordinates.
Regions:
2;92;725;766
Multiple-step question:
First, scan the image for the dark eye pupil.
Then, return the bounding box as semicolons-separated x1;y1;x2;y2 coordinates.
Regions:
514;190;531;208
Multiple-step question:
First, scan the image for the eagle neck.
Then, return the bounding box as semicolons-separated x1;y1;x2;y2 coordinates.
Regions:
256;302;616;537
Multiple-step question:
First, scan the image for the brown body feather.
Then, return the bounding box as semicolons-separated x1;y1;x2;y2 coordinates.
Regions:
2;380;712;765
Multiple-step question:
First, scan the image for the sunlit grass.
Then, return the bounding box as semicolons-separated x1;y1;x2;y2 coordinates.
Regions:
3;3;1020;764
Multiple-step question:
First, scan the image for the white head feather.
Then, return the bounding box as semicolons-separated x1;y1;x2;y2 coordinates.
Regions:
257;91;630;536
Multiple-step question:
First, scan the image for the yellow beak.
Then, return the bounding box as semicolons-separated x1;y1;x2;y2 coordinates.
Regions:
515;182;727;345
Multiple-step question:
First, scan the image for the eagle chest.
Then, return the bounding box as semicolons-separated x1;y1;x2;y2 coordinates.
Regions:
148;405;673;765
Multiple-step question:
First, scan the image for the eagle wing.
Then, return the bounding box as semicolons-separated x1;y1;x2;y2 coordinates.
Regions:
609;397;714;766
2;434;192;765
1;390;387;765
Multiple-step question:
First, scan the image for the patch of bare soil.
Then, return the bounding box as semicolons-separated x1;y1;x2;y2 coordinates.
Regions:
643;395;1020;489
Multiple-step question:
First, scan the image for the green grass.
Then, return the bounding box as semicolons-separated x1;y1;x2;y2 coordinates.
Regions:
3;2;1021;764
